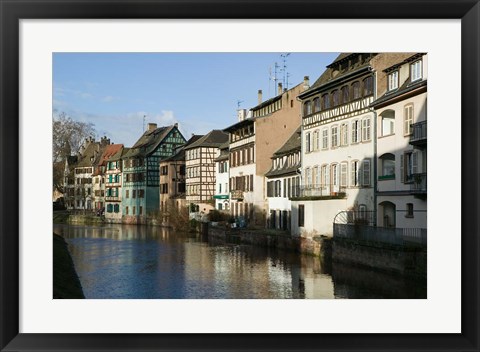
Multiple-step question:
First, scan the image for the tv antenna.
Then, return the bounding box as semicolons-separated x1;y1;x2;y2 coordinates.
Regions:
269;62;280;97
237;100;244;109
281;53;291;90
143;115;146;132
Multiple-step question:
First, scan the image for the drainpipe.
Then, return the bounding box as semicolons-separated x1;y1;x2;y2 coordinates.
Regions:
372;70;378;227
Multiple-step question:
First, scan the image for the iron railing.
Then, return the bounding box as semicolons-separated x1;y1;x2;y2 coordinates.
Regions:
289;185;347;199
410;121;427;145
410;173;427;193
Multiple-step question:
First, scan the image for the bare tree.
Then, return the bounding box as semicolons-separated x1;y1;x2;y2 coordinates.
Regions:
52;112;96;163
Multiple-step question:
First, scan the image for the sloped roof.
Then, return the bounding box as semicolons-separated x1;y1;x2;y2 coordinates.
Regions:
123;124;181;158
98;144;123;166
109;147;130;162
76;142;104;168
184;130;228;150
371;78;427;108
162;134;203;162
272;127;301;157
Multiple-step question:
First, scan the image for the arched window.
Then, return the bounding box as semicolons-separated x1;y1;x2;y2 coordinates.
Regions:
313;97;321;112
332;90;340;107
380;110;395;136
341;86;349;104
379;153;395;179
352;82;360;99
303;101;312;116
363;76;373;96
322;93;330;109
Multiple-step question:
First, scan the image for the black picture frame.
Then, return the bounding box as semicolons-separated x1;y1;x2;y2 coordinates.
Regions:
1;1;478;351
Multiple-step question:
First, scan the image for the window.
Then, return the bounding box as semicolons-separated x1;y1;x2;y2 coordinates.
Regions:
305;132;311;153
125;206;129;215
132;190;136;198
304;101;312;116
298;204;305;227
380;153;395;178
363;76;373;96
352;81;360;99
388;71;399;90
313;97;321;112
218;203;223;210
315;166;321;186
305;168;312;186
322;93;330;109
351;160;360;186
340;123;348;146
362;159;371;186
406;203;414;217
331;164;339;190
322;129;328;149
114;204;119;213
133;206;136;215
321;164;329;188
331;126;338;148
400;151;418;183
138;190;144;198
381;110;395;136
361;118;371;141
411;60;422;81
404;104;414;135
341;86;349;104
332;90;340;107
107;204;113;213
351;120;360;143
139;206;143;215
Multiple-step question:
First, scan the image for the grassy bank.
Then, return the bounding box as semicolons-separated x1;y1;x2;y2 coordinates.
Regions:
53;233;84;299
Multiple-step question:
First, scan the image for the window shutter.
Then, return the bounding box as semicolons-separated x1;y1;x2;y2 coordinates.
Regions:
341;162;348;187
362;160;371;186
400;154;405;183
350;162;356;186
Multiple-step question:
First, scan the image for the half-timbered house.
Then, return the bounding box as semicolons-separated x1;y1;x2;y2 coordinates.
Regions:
121;123;186;224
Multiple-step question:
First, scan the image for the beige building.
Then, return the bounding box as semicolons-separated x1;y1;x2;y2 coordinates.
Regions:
372;53;427;230
185;130;229;216
224;81;307;226
104;146;129;223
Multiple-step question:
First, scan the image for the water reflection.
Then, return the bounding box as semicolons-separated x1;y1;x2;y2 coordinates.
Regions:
54;224;425;299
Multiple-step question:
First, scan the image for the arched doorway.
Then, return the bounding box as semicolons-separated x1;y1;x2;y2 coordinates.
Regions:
379;201;396;228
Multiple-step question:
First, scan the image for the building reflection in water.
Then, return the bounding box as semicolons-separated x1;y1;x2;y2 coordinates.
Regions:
54;224;424;299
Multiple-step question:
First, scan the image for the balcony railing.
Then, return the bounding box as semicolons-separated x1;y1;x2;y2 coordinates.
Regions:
410;121;427;146
230;190;244;200
410;173;427;193
290;185;347;199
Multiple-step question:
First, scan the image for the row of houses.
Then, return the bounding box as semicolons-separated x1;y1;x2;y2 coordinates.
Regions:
62;52;427;237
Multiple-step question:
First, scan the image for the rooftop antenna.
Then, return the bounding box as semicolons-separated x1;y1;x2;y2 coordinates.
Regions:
281;53;291;90
143;115;146;132
237;100;244;109
269;62;280;98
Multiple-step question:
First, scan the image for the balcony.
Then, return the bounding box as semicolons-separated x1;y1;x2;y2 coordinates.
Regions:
289;185;347;200
230;190;244;200
410;173;427;195
410;121;427;146
105;196;121;202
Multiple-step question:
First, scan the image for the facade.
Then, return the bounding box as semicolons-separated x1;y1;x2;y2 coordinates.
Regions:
224;81;307;226
69;136;110;211
92;143;123;212
185;130;229;215
121;123;186;224
265;127;301;230
159;135;202;222
371;53;427;230
104;146;129;223
63;155;78;210
213;141;230;212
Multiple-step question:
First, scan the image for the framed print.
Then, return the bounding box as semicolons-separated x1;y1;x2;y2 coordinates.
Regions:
1;0;479;351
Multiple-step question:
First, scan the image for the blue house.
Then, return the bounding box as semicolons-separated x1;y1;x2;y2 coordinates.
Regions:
121;123;186;224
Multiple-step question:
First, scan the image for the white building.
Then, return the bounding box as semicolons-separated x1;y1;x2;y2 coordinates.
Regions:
372;53;427;230
265;127;301;230
213;141;230;212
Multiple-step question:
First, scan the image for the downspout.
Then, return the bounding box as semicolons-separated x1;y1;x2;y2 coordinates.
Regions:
372;70;378;227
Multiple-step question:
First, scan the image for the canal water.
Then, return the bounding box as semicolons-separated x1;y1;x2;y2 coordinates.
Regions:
53;224;426;299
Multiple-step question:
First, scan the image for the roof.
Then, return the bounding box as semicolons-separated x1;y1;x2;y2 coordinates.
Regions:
109;147;130;162
161;134;203;163
184;130;228;150
250;95;282;111
273;127;301;157
223;117;255;133
383;53;425;73
98;144;123;166
75;142;104;168
371;78;427;108
265;127;301;178
123;124;181;158
301;53;376;97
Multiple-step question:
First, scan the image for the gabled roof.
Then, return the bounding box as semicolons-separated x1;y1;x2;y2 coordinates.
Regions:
371;78;427;109
123;124;181;158
223;117;255;133
98;144;123;166
109;147;130;162
161;134;203;163
184;130;228;150
75;142;104;168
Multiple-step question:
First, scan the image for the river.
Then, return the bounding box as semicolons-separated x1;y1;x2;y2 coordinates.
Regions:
53;224;426;299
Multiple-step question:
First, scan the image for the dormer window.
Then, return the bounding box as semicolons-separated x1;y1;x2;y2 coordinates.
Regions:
388;71;399;91
411;60;422;81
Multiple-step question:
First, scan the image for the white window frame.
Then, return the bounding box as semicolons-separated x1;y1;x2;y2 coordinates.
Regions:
388;70;399;90
411;60;422;81
331;125;339;148
351;120;360;144
322;128;328;149
404;104;414;136
340;123;348;146
361;118;371;142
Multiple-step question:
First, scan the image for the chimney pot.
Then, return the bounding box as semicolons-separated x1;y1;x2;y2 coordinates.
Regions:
258;89;263;104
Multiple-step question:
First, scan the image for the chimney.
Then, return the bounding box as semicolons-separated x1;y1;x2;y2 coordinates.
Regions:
278;83;283;95
303;76;310;90
237;109;247;122
148;123;157;131
174;122;178;128
258;90;263;104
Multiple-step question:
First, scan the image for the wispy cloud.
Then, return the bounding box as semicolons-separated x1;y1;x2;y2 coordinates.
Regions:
101;95;119;103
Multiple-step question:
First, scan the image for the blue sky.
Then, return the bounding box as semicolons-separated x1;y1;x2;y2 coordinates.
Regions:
53;52;339;147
